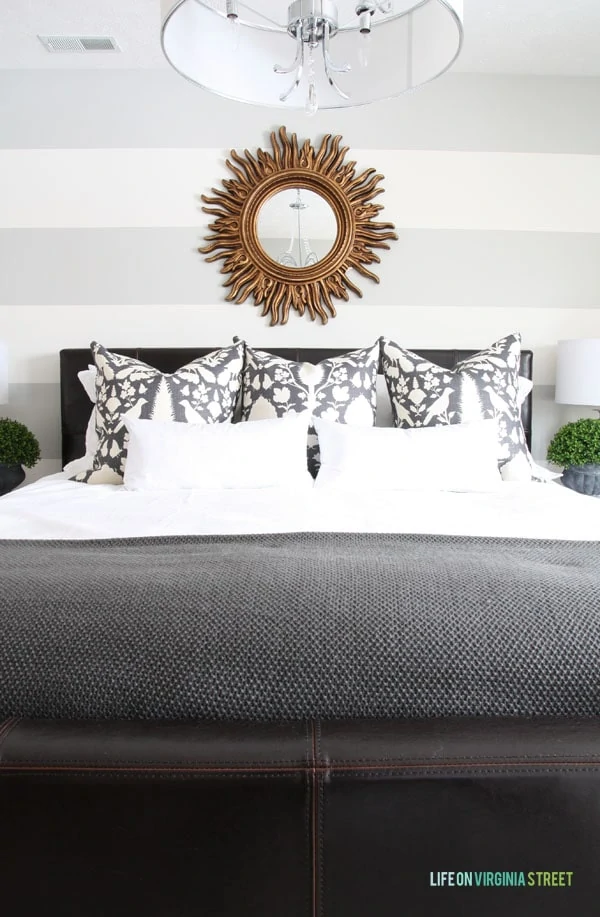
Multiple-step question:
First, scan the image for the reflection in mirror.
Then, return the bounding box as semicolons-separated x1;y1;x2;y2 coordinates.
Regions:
257;188;338;269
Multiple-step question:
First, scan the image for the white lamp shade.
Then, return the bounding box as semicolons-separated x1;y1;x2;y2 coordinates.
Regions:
0;342;7;405
160;0;463;110
555;338;600;406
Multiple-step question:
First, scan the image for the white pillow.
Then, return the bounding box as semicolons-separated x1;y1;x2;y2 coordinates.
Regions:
79;364;100;458
517;375;533;405
530;461;563;483
77;365;97;403
62;365;99;475
123;412;313;491
313;418;503;492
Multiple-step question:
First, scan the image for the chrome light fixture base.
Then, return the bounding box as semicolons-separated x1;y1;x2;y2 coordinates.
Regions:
287;0;340;40
276;0;350;111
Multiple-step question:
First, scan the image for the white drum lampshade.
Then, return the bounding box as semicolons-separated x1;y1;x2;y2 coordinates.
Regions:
555;339;600;407
0;342;8;405
160;0;464;113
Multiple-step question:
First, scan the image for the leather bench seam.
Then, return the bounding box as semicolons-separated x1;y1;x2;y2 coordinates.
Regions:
326;759;600;770
2;760;600;774
1;749;591;767
330;765;600;777
0;763;311;773
314;752;600;764
0;755;309;767
2;757;600;771
316;720;324;917
0;767;306;780
310;720;318;917
304;720;312;917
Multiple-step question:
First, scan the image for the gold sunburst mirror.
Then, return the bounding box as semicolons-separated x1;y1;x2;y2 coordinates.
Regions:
200;127;397;325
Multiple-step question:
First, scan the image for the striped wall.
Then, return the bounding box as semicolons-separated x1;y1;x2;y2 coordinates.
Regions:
1;69;599;481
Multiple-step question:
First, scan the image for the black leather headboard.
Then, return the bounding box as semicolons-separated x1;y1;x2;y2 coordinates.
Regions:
59;347;533;467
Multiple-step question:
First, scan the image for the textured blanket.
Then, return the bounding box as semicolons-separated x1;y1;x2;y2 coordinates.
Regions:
1;533;599;720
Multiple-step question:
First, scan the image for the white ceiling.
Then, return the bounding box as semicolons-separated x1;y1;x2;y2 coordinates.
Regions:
1;0;600;76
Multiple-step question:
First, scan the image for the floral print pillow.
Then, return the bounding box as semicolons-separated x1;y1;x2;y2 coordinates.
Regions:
241;343;380;475
381;332;532;479
71;341;244;485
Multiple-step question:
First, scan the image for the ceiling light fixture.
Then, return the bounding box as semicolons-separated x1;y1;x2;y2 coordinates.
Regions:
160;0;463;113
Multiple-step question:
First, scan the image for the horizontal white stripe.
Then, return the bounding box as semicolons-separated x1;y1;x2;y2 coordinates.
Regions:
1;149;600;232
2;303;599;386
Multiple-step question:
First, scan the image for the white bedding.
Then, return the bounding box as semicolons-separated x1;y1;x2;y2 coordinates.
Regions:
0;473;599;541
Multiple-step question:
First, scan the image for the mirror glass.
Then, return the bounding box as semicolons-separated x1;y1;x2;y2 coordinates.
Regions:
257;188;338;268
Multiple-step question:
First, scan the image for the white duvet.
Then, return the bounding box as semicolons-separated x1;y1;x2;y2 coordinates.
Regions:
0;473;599;541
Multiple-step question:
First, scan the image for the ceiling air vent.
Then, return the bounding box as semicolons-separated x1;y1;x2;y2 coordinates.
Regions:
38;35;120;53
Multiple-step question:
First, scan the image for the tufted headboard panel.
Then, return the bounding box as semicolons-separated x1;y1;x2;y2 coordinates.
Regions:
59;347;533;467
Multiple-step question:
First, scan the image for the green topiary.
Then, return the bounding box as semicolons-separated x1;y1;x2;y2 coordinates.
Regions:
547;418;600;468
0;418;41;468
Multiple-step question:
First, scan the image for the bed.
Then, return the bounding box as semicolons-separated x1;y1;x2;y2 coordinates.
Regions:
1;345;599;917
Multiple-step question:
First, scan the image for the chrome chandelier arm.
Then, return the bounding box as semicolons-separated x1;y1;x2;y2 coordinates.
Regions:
274;32;303;75
276;38;305;102
323;24;350;73
322;26;350;98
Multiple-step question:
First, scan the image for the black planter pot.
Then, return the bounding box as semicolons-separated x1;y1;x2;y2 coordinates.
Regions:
562;463;600;497
0;463;25;496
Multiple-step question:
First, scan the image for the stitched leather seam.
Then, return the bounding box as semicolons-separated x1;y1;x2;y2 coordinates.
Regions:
4;766;596;780
0;766;302;778
316;753;600;765
325;760;600;771
2;759;600;773
318;743;324;917
329;766;600;778
315;720;325;917
3;751;590;768
0;764;310;773
0;756;309;768
304;720;311;917
310;720;318;917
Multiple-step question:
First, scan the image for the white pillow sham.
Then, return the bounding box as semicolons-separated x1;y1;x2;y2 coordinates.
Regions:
67;362;537;479
313;418;503;492
62;364;99;476
79;364;100;458
123;412;313;492
77;365;97;403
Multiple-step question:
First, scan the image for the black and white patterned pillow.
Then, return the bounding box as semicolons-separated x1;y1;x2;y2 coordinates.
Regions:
241;343;380;475
71;341;244;485
381;333;532;478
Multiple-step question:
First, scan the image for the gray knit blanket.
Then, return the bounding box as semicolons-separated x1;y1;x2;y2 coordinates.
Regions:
1;533;599;720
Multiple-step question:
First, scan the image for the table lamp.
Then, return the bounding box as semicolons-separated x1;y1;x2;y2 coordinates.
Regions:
551;338;600;496
555;338;600;412
0;342;7;406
